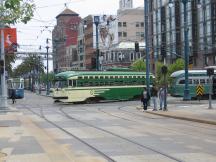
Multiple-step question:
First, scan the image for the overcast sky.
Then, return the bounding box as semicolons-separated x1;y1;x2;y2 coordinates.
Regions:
13;0;144;69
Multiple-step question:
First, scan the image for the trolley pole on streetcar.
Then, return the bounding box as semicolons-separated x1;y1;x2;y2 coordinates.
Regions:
0;0;8;109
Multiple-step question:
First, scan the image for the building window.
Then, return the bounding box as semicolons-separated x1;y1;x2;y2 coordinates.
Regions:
136;22;139;27
118;32;122;37
130;53;134;61
123;32;127;37
118;22;122;27
123;22;127;27
141;22;144;27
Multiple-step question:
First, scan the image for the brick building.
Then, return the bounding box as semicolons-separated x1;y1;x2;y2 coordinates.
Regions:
52;9;81;72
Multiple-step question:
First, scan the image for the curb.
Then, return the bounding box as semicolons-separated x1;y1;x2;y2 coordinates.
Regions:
146;111;216;125
136;106;216;126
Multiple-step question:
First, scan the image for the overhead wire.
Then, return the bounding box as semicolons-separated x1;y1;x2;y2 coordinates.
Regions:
18;1;144;53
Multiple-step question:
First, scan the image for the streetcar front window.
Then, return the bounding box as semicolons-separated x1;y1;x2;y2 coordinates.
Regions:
55;81;68;88
13;82;21;89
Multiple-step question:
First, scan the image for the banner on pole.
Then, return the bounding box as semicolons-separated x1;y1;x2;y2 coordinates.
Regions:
0;28;17;54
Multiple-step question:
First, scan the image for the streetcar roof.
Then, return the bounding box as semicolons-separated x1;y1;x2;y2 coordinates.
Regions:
170;70;209;78
55;71;154;80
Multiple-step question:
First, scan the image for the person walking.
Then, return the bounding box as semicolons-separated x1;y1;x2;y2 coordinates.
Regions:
11;89;16;104
151;85;158;111
141;88;150;111
159;87;165;110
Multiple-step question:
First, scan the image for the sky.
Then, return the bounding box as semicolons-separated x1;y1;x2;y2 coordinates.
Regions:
14;0;144;70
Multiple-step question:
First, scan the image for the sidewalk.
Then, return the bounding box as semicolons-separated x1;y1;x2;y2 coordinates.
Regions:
137;102;216;125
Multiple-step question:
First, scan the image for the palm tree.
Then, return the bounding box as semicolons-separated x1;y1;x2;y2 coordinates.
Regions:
5;54;16;76
13;55;44;77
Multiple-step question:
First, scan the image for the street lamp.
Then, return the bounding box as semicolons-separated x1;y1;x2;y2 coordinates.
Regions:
38;56;41;95
45;43;50;96
144;0;150;97
94;16;100;71
0;0;7;108
168;0;191;100
168;1;174;63
0;28;7;108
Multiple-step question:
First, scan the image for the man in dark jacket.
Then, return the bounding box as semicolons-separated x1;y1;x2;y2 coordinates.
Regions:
11;89;16;104
141;88;150;111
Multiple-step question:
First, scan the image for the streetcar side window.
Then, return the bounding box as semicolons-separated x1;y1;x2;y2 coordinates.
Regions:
200;79;205;84
69;80;73;87
179;80;185;84
73;80;77;87
193;79;199;85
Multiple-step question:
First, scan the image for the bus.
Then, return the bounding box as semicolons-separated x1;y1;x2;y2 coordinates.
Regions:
170;70;216;98
52;71;154;103
7;78;25;99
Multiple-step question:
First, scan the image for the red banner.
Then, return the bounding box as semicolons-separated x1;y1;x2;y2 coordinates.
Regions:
0;28;17;54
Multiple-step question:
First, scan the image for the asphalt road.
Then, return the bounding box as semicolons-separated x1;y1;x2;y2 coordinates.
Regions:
14;91;216;162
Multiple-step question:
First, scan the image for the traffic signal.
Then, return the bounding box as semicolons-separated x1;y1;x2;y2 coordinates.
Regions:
189;56;193;65
207;68;214;76
0;60;4;74
161;65;168;74
135;42;139;52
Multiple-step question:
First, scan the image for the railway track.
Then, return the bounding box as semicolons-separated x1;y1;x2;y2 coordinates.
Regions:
20;103;183;162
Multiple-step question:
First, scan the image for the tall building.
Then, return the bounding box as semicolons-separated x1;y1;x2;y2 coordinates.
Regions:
52;8;81;72
117;7;144;42
81;15;118;70
151;0;216;69
99;0;145;70
77;20;86;70
119;0;133;10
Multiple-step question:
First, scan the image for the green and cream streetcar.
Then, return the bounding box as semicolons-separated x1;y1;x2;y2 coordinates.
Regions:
52;71;154;103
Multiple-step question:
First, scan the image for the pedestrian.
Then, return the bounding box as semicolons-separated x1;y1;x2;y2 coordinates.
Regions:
141;88;150;111
159;87;166;110
151;85;158;111
11;89;16;104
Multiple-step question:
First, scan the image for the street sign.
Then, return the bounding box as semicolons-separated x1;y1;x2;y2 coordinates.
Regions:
196;84;204;96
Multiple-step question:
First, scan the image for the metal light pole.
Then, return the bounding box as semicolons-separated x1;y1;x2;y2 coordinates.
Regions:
169;2;173;63
209;75;213;109
94;16;100;71
202;0;207;67
46;44;49;96
0;0;7;109
182;0;190;100
38;56;41;95
144;0;150;96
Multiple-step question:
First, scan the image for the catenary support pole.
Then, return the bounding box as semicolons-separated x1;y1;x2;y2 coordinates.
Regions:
46;42;49;96
182;0;191;100
144;0;150;97
0;0;8;109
